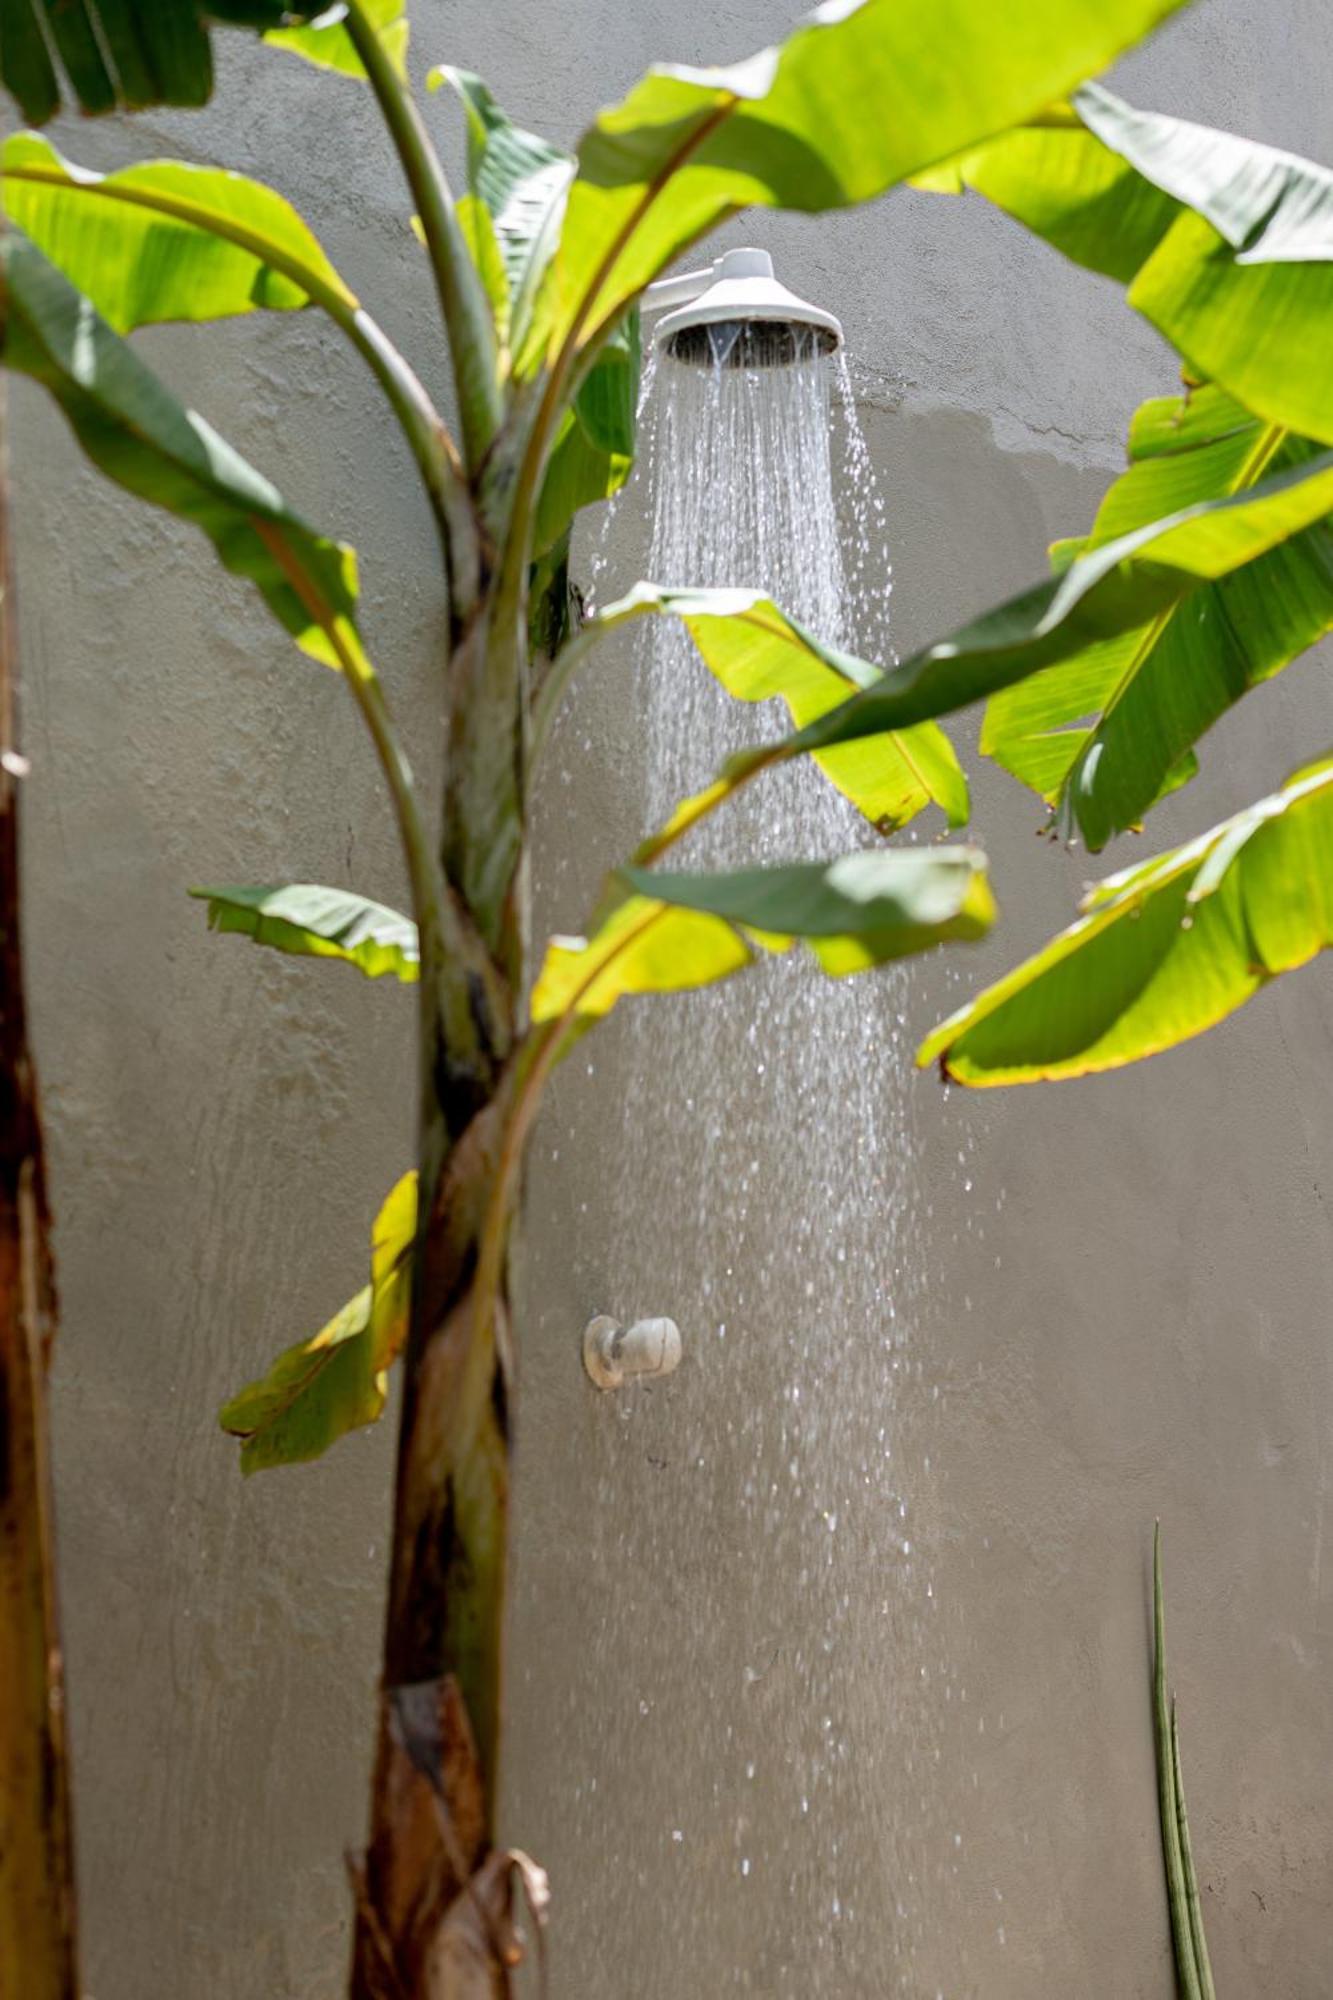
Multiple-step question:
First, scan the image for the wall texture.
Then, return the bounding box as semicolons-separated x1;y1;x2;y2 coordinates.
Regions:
9;2;1332;1995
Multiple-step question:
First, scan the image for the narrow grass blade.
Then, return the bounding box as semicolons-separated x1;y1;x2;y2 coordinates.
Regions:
1171;1700;1218;2000
1154;1523;1203;2000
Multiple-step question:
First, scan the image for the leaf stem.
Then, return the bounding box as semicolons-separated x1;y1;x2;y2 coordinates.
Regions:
505;98;736;604
250;523;501;1131
343;0;503;472
528;615;608;766
4;162;478;598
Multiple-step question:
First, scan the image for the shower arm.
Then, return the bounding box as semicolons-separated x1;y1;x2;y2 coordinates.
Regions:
642;263;721;315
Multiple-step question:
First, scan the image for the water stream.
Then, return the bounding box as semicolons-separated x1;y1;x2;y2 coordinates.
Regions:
526;334;981;1994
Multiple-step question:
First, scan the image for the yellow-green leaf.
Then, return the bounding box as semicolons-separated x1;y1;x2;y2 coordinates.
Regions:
370;1168;417;1371
457;193;512;354
533;896;755;1022
586;585;969;831
981;382;1333;847
3;233;361;673
189;883;419;981
265;0;407;80
930;84;1333;449
918;754;1333;1086
533;847;993;1024
219;1286;379;1477
767;448;1333;773
219;1170;417;1473
542;0;1189;361
1;133;356;334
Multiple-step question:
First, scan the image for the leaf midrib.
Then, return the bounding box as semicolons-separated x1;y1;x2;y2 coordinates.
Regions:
1065;415;1289;820
5;160;359;315
694;605;950;812
6;161;461;534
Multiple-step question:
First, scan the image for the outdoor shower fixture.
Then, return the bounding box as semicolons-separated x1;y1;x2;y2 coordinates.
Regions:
646;246;843;368
583;1314;683;1391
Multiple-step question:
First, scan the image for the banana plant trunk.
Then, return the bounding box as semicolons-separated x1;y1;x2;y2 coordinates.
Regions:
0;380;80;2000
352;557;541;1997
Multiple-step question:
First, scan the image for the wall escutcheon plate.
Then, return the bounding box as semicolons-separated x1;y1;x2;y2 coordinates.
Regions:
582;1314;683;1391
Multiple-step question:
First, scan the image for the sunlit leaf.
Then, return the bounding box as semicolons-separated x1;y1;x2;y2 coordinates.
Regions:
542;0;1189;361
931;84;1333;449
534;404;634;557
1;133;355;334
428;65;574;347
219;1285;379;1476
589;584;969;830
456;193;512;352
1081;87;1333;450
981;382;1333;846
533;896;754;1022
265;0;408;80
427;64;642;545
918;753;1333;1085
532;847;993;1023
189;883;419;981
219;1170;417;1473
763;448;1333;773
2;233;361;672
630;850;995;974
369;1169;417;1372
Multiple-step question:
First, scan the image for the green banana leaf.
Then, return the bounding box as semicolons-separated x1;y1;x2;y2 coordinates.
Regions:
926;83;1333;449
917;752;1333;1085
1;232;361;672
428;67;639;549
584;584;969;831
1;133;356;333
541;0;1189;361
264;0;407;80
219;1170;417;1473
534;401;635;557
759;448;1333;774
428;66;574;349
451;194;512;349
981;381;1333;847
532;847;993;1023
190;884;419;981
0;1;332;124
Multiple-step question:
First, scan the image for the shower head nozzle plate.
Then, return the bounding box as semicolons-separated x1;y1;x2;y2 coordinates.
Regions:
652;247;843;368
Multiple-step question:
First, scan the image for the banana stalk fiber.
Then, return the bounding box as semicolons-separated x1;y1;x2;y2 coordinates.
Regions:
0;376;80;2000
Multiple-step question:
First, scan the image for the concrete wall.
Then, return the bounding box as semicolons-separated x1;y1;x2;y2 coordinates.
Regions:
10;2;1332;1993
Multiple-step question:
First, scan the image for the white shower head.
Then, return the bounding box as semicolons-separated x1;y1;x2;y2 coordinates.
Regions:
649;248;843;367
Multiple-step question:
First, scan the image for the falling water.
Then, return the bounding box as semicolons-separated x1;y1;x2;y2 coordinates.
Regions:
517;333;979;1995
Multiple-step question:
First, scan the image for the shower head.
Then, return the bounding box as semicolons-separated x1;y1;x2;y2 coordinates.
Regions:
648;248;842;368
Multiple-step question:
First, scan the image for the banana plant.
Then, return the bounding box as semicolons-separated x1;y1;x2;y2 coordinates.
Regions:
911;87;1333;1082
23;0;1328;1991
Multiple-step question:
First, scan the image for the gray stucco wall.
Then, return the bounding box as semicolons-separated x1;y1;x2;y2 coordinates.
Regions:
9;2;1332;1994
